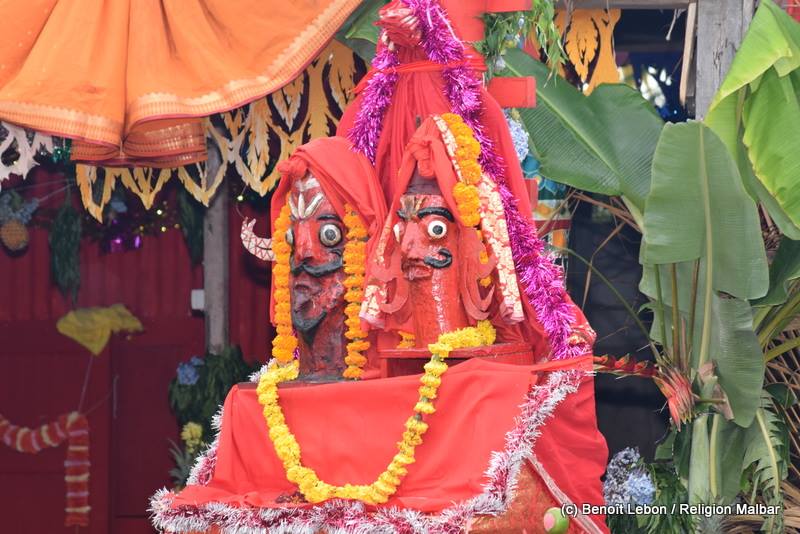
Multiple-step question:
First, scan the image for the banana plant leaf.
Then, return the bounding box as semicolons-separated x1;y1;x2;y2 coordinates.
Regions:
641;122;768;426
741;395;790;533
335;0;386;61
753;236;800;307
504;47;664;213
705;0;800;238
641;122;768;300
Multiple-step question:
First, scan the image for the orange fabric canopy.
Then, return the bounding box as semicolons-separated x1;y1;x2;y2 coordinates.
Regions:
0;0;360;166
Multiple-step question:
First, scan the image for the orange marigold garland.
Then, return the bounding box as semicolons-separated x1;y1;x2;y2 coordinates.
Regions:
271;203;296;365
342;205;370;378
436;113;494;285
0;412;90;527
257;321;496;505
439;113;483;229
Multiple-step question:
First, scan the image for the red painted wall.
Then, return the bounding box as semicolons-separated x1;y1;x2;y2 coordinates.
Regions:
0;169;272;532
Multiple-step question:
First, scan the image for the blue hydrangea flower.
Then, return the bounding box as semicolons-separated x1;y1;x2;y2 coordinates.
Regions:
626;470;655;505
604;447;652;505
504;110;530;163
177;361;200;385
189;356;204;367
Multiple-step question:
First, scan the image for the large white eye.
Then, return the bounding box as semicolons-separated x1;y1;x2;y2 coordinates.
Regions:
286;228;294;246
393;222;402;242
319;223;343;247
427;220;448;239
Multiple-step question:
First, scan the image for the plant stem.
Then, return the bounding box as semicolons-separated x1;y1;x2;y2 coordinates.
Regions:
709;414;720;500
559;247;661;361
688;415;710;505
759;290;800;347
688;259;699;361
671;264;682;371
655;265;669;356
764;337;800;362
752;304;772;331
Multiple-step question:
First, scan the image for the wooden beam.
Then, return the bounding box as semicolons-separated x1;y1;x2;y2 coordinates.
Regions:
695;0;754;118
203;183;229;353
557;0;693;8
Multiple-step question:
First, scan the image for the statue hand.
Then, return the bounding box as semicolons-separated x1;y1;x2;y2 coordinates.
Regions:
241;218;274;262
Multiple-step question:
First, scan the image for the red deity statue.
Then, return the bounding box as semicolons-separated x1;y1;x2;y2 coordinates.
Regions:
261;136;387;379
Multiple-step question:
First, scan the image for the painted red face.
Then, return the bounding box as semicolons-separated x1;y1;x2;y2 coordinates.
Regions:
392;193;469;345
287;175;346;345
395;194;456;281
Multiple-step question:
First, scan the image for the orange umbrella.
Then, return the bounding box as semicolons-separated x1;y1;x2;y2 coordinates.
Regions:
0;0;360;167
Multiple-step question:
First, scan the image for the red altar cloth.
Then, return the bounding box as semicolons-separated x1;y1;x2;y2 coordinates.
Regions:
171;359;608;532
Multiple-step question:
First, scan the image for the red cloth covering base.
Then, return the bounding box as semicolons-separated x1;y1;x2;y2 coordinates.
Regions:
165;359;608;533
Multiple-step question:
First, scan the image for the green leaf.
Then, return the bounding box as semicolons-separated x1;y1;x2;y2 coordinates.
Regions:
741;394;789;532
711;296;765;426
714;417;747;502
741;68;800;234
753;236;800;306
49;191;82;303
335;0;386;61
642;122;768;301
765;383;798;409
503;47;664;212
705;0;800;238
655;430;676;461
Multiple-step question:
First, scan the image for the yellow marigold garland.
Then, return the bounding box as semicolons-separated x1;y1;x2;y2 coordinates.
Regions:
272;202;370;378
257;320;496;505
342;206;370;378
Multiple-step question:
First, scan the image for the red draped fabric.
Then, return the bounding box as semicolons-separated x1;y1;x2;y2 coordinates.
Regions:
171;359;607;532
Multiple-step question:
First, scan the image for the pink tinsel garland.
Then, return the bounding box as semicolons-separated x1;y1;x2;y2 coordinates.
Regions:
347;0;588;360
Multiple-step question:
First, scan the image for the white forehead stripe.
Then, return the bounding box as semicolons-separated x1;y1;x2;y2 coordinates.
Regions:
295;174;320;192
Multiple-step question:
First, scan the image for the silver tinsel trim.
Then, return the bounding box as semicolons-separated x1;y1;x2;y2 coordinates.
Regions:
150;371;595;533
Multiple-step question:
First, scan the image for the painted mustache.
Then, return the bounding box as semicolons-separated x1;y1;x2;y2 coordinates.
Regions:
290;256;343;277
423;248;453;269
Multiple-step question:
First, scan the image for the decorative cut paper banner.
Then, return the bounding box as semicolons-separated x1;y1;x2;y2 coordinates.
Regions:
78;165;173;214
0;412;91;527
222;40;365;197
76;165;117;222
0;121;54;184
176;161;220;208
550;9;621;94
117;167;172;210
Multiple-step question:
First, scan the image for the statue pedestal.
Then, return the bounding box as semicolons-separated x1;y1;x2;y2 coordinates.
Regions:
378;342;533;378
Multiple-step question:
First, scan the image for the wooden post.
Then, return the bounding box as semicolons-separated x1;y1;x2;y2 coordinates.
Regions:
694;0;754;118
203;184;229;353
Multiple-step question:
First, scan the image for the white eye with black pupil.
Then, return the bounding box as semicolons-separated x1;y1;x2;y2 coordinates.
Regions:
319;223;342;247
427;220;447;239
393;222;402;242
286;228;294;246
